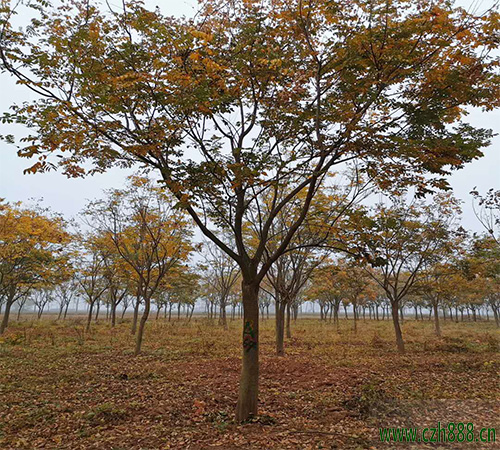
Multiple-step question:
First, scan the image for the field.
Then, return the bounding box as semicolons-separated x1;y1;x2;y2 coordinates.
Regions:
0;316;498;450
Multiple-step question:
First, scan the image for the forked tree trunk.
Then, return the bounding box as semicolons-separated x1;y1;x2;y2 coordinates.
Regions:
64;302;70;320
235;281;259;423
391;301;405;354
433;302;441;337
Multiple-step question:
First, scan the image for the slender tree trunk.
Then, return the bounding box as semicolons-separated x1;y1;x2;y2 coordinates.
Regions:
0;299;14;335
188;305;195;323
344;304;348;319
492;306;499;328
391;301;405;354
235;281;260;423
131;297;140;335
285;303;291;339
414;306;418;321
111;302;117;327
219;300;228;330
353;304;358;333
134;297;150;355
17;303;24;321
275;301;285;356
433;302;441;337
64;302;70;320
168;303;173;321
121;304;127;320
94;300;100;322
86;302;94;332
334;301;340;332
57;304;64;320
419;306;424;321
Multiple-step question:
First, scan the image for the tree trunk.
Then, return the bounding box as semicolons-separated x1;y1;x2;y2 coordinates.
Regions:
187;304;195;323
134;297;150;355
17;302;24;321
0;299;14;335
285;303;291;339
86;302;94;332
275;301;285;356
111;303;117;327
131;297;140;335
433;302;441;337
235;281;260;423
391;301;405;354
64;302;70;320
168;303;173;321
492;306;499;328
94;300;100;322
58;304;64;320
219;302;228;330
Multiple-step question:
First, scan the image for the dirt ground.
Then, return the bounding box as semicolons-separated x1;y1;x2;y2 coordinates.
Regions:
0;316;498;449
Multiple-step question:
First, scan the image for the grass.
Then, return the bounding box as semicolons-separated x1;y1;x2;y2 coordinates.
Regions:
0;315;498;449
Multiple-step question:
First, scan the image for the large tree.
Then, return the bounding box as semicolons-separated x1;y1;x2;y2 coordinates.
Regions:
1;0;499;420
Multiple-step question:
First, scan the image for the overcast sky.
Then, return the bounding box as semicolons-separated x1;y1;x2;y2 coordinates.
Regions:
0;0;498;234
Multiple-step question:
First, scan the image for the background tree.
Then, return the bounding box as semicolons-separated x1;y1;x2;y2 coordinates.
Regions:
84;176;193;355
2;0;499;420
471;188;500;246
0;201;71;334
200;241;240;330
341;193;461;352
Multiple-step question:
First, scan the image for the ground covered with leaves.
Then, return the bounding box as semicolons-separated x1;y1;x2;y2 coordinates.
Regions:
0;316;498;449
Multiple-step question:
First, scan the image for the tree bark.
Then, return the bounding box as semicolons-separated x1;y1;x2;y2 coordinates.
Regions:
235;281;260;423
275;300;285;356
0;298;14;335
86;302;94;332
391;301;405;354
134;296;150;355
131;297;140;335
433;302;441;337
285;303;291;339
